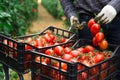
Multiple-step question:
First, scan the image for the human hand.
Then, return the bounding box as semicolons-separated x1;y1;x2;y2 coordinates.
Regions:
69;16;86;30
70;16;79;26
96;5;117;24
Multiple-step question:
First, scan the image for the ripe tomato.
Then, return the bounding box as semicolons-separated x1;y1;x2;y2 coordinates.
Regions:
77;47;86;53
54;62;67;71
44;34;51;42
94;53;105;63
62;54;73;61
99;39;108;50
88;18;96;29
61;37;67;43
95;32;104;43
64;47;72;54
54;46;64;56
85;45;94;52
92;37;98;46
45;49;54;55
90;23;101;36
70;50;80;57
49;34;56;42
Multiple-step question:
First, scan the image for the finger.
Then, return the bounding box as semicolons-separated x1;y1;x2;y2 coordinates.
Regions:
100;17;107;24
104;20;109;24
95;14;104;21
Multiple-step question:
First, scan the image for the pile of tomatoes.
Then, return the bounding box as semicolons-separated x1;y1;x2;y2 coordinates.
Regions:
88;18;108;50
35;43;112;80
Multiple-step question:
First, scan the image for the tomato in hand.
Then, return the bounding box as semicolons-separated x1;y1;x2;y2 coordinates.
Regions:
88;18;96;29
99;39;108;50
92;37;98;46
90;23;101;36
95;32;104;43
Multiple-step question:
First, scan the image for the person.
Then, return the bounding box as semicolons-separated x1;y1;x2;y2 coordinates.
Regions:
60;0;120;79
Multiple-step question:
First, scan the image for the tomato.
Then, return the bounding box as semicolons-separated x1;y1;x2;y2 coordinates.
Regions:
77;47;86;53
64;47;72;54
54;46;64;56
85;45;94;52
62;54;73;61
88;18;96;29
70;50;80;57
94;53;105;63
45;49;54;55
34;39;43;48
81;72;88;80
99;39;108;50
92;37;98;46
54;62;67;71
61;37;67;43
95;32;104;43
26;37;32;43
90;23;101;36
44;34;51;42
49;34;56;42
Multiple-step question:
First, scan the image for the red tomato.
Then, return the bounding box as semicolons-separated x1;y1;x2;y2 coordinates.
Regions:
64;47;72;54
92;37;98;46
85;45;94;52
77;47;86;53
34;39;43;48
99;39;108;50
90;23;101;36
45;49;54;55
54;62;67;71
94;54;105;63
62;54;73;61
44;34;51;42
61;37;67;43
49;34;56;42
88;18;96;29
54;46;64;56
95;32;104;43
70;50;80;57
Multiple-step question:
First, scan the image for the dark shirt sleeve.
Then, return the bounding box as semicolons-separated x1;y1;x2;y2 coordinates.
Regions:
108;0;120;13
60;0;77;19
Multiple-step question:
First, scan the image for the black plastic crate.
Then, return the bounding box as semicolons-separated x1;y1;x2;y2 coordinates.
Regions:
30;39;120;80
0;26;76;73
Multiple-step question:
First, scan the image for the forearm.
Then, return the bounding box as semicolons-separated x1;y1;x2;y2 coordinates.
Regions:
60;0;77;18
108;0;120;13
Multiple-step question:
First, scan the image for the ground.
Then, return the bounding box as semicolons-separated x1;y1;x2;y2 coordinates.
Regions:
23;1;67;80
26;2;67;34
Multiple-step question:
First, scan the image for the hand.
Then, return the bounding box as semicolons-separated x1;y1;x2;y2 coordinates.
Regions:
96;5;117;24
70;16;79;26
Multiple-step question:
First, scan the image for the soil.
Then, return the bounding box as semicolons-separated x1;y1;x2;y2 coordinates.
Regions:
23;1;67;80
26;2;67;34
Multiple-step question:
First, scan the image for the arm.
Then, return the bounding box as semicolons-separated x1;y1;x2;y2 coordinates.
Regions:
108;0;120;13
96;0;120;24
60;0;77;18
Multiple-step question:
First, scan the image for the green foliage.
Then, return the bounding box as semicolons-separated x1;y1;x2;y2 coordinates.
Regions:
42;0;64;19
0;0;38;79
0;0;38;36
